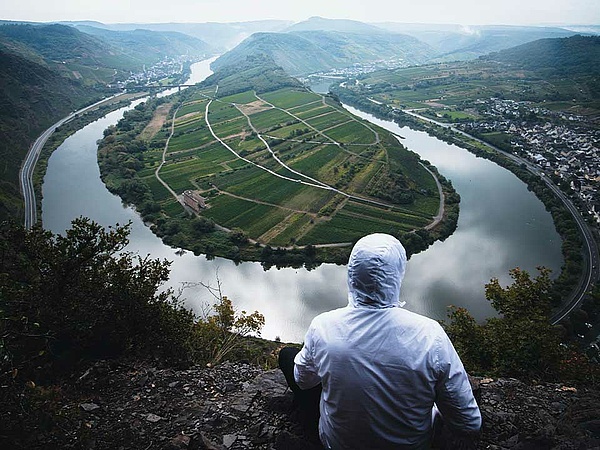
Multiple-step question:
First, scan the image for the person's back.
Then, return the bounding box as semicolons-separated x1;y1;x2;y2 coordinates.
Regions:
292;234;481;449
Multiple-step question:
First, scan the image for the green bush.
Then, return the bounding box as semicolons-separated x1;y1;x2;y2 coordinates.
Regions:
0;218;198;381
444;267;599;383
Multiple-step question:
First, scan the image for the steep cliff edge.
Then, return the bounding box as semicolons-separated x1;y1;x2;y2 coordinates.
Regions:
4;359;599;449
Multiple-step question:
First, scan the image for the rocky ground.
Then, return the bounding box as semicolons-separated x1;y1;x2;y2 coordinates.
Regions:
4;359;600;449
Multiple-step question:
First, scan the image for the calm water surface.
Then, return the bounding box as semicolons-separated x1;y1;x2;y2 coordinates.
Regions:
42;60;563;342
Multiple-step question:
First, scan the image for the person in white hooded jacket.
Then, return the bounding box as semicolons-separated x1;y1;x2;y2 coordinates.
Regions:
280;233;481;449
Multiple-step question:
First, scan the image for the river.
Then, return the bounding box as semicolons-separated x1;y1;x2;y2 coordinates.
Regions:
41;59;563;342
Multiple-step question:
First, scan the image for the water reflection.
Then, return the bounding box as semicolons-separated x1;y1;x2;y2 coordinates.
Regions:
41;63;562;343
344;106;562;321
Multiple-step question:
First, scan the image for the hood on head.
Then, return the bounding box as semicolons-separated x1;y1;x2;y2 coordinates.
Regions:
347;233;407;309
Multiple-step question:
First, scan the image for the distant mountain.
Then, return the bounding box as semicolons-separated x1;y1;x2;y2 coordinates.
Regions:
64;20;293;51
564;25;600;35
212;30;435;76
0;46;96;220
375;23;579;61
75;25;213;63
0;23;113;65
0;23;214;86
212;32;338;76
484;35;600;75
285;16;387;34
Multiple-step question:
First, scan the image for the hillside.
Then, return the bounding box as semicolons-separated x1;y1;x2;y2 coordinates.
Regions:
484;35;600;75
201;54;304;96
0;23;111;62
211;32;339;76
0;23;214;85
212;30;435;76
4;359;600;449
0;46;97;220
0;23;128;86
75;26;213;66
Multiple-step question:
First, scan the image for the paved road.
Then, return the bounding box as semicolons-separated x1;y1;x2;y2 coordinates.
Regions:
403;109;599;323
20;95;122;229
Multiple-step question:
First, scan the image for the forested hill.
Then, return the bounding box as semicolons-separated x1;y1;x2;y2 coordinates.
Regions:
0;47;96;220
484;35;600;75
211;30;435;76
0;23;212;77
0;23;112;63
75;25;213;65
201;54;303;96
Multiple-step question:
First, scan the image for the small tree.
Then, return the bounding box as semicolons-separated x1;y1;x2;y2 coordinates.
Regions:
484;267;563;379
191;276;265;366
444;306;490;374
445;267;567;381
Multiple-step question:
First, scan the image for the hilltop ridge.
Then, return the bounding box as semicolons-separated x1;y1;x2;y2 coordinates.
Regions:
211;30;435;76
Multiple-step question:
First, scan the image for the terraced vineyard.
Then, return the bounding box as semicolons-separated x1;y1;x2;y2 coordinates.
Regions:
99;59;458;265
139;85;443;246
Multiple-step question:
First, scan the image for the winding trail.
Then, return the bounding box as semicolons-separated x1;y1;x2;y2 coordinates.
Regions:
420;162;445;230
155;104;183;203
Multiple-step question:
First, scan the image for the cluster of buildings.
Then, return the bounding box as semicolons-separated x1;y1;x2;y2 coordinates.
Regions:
458;98;600;223
302;57;410;82
111;55;193;90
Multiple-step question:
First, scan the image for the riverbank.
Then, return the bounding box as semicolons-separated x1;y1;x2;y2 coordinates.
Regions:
32;93;149;226
41;58;564;342
331;85;589;315
96;79;460;268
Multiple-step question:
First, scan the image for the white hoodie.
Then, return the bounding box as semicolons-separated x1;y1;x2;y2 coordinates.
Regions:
294;233;481;449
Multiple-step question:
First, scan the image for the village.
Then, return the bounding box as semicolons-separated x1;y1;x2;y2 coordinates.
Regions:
110;55;196;90
457;98;600;224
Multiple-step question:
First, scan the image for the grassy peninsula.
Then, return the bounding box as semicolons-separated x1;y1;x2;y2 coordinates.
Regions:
98;56;459;267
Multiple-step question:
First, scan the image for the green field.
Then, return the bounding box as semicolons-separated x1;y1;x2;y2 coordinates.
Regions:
348;59;600;123
136;85;443;249
260;88;321;109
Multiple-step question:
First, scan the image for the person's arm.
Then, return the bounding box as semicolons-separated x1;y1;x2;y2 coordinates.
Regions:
434;332;482;433
293;326;322;390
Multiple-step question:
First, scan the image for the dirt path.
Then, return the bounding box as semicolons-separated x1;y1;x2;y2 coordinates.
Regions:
155;105;184;204
420;162;445;230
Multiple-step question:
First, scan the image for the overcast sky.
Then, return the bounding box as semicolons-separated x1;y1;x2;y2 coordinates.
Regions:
1;0;598;26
